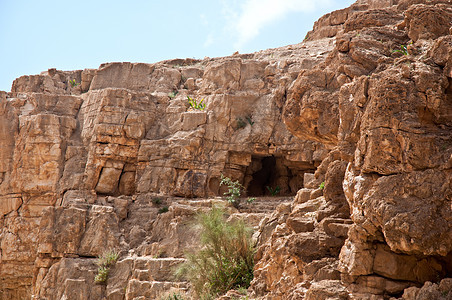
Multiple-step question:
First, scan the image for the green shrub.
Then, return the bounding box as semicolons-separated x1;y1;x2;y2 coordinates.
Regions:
266;186;280;196
220;174;243;208
69;79;80;87
187;96;205;111
176;207;255;299
319;182;325;190
98;249;119;268
161;292;185;300
235;116;254;130
392;44;408;55
235;117;247;129
152;249;163;259
219;174;255;208
245;115;254;126
158;206;169;214
168;91;178;99
94;249;119;284
152;197;162;205
94;266;109;283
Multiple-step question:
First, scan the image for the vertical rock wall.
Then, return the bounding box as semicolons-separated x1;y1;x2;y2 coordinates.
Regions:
0;0;451;299
250;0;452;299
0;38;331;298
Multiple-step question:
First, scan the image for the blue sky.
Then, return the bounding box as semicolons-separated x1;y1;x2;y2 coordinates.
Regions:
0;0;355;92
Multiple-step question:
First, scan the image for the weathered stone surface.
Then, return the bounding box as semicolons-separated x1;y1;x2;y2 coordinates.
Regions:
11;69;82;95
89;62;181;92
397;278;452;300
0;194;22;216
305;280;350;300
403;3;452;41
1;0;452;299
252;0;452;299
250;155;352;299
35;258;103;300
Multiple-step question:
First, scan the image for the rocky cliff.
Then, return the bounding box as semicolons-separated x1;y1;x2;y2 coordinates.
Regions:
1;0;451;299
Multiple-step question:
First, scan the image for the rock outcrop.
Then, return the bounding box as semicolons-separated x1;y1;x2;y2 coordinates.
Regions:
250;0;452;299
0;0;451;299
1;28;331;299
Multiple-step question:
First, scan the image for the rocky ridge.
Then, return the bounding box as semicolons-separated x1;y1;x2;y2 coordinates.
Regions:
1;25;331;299
251;0;452;299
0;0;451;299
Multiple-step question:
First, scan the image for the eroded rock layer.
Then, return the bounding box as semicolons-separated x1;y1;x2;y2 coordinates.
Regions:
1;30;331;299
251;0;452;299
0;0;451;299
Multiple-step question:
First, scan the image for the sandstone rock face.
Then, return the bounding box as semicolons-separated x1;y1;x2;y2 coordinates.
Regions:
1;0;451;299
249;0;452;299
0;29;330;298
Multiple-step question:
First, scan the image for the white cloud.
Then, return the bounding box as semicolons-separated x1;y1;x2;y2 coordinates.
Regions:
227;0;333;50
203;33;214;47
199;13;209;27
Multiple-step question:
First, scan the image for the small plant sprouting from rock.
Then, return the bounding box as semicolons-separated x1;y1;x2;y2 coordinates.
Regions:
220;174;242;208
235;117;247;129
152;197;162;205
158;206;169;214
245;115;254;126
246;197;256;204
94;249;119;284
235;115;254;130
392;44;409;55
175;207;255;299
152;249;163;259
69;79;80;87
97;249;119;269
187;96;205;111
168;91;178;99
161;292;186;300
220;174;254;208
266;185;280;196
237;287;248;295
95;266;109;283
319;182;325;190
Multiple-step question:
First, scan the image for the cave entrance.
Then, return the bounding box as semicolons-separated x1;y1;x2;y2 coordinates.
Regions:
246;156;276;196
244;155;316;197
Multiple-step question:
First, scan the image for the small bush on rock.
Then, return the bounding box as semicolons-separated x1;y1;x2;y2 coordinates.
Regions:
245;115;254;125
235;117;247;129
220;174;242;208
94;266;109;283
158;206;169;214
176;207;255;299
266;185;280;196
392;44;409;55
152;197;162;205
69;79;80;87
220;174;255;208
94;249;119;284
161;292;186;300
187;96;205;111
168;91;178;99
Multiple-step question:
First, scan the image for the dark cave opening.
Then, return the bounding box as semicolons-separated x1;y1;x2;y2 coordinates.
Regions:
246;156;277;196
244;155;316;197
